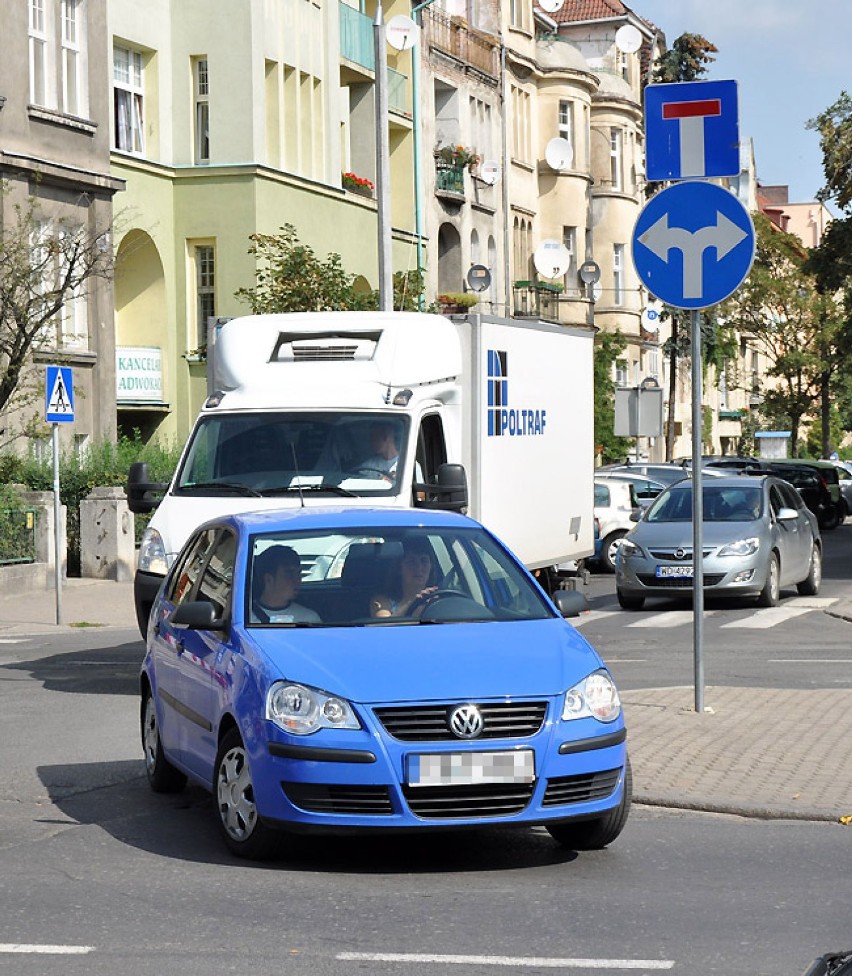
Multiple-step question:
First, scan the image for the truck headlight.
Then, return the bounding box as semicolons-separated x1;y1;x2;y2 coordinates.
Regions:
137;527;169;576
562;670;621;723
267;682;361;735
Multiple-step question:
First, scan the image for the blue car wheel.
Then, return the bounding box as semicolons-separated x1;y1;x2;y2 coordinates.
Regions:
215;728;280;860
141;690;187;794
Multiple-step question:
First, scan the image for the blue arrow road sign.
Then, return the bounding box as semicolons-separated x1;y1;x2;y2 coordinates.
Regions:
645;80;740;181
45;365;75;423
631;181;755;310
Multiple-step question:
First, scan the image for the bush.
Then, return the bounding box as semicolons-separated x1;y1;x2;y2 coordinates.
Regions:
0;483;34;564
0;433;180;576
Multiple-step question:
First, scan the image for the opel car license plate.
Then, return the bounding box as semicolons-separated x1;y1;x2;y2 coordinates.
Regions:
408;750;535;787
656;565;693;578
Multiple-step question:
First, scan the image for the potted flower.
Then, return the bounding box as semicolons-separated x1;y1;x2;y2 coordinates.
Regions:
342;171;375;196
435;145;481;173
437;292;479;314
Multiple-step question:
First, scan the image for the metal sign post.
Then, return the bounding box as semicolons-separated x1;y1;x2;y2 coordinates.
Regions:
45;365;75;625
690;311;705;713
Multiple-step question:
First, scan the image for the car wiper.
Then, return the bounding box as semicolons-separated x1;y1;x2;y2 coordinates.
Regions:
178;481;263;497
259;484;357;498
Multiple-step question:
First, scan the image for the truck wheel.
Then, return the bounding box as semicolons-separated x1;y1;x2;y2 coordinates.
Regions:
599;531;627;573
617;589;644;611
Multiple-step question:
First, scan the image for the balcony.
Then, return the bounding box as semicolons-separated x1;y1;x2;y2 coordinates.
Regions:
423;7;499;79
338;2;409;116
512;281;563;322
435;159;465;195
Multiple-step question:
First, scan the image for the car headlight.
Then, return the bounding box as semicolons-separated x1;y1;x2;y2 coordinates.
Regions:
718;536;760;557
562;670;621;723
266;682;361;735
619;539;641;557
137;527;169;576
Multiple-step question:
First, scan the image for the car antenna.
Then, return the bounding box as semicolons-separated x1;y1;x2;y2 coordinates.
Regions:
290;441;305;508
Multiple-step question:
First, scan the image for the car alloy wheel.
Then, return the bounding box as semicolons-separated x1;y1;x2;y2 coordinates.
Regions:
214;728;279;860
758;552;780;607
797;542;822;596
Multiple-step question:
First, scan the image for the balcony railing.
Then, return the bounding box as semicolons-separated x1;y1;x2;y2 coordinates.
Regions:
424;7;499;78
338;2;408;115
512;281;563;321
435;160;465;194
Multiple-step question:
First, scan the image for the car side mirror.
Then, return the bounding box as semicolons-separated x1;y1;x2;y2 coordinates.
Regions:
552;589;589;618
630;510;641;522
171;600;227;631
776;507;799;521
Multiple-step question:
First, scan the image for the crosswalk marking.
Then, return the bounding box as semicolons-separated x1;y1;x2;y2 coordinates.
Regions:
628;610;716;628
719;606;813;629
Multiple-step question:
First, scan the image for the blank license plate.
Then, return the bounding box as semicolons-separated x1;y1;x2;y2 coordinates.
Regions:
656;565;693;578
408;750;535;787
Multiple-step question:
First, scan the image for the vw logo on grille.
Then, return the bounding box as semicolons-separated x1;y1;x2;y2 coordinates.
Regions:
448;704;484;739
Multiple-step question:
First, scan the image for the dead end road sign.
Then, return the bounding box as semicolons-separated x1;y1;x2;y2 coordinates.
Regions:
45;365;75;423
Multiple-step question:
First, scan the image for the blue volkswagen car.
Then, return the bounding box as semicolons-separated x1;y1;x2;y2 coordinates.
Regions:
140;507;629;859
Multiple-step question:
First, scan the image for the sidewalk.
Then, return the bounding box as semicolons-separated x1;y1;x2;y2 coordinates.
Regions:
1;578;851;824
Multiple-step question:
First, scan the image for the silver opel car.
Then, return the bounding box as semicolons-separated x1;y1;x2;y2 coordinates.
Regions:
614;475;822;610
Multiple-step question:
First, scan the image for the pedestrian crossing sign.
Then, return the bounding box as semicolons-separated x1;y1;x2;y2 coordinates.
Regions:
45;365;75;423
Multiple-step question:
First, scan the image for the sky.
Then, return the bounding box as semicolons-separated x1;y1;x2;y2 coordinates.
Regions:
632;0;851;210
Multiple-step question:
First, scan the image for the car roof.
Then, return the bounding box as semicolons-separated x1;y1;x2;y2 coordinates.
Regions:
663;474;772;488
202;506;479;534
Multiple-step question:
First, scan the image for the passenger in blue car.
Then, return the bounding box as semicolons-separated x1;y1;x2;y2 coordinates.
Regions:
251;544;321;624
370;536;439;618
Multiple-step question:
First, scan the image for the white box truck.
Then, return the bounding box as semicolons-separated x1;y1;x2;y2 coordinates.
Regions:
128;311;595;633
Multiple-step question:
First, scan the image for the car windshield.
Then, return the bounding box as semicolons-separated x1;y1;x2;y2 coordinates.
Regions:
174;412;411;496
645;484;763;523
246;526;554;627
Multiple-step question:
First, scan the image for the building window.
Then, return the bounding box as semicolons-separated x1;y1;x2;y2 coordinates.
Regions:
61;0;83;116
29;0;51;106
194;57;210;164
719;358;729;411
558;100;574;155
510;0;531;30
511;86;531;163
31;220;89;351
615;359;628;387
610;127;623;191
195;245;215;348
613;243;625;305
562;226;577;294
113;45;144;154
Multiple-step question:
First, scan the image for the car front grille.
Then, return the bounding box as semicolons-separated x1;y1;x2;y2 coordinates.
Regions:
542;768;621;806
648;548;713;560
637;573;726;588
282;782;394;815
402;782;534;819
373;701;548;741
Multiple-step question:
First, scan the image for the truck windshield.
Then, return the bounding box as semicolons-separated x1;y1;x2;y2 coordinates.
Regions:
174;412;411;497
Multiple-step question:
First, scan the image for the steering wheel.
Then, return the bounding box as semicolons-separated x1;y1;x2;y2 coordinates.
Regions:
345;466;393;482
407;588;465;616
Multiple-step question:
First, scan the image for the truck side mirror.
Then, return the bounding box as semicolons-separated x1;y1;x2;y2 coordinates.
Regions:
127;461;169;514
415;463;469;513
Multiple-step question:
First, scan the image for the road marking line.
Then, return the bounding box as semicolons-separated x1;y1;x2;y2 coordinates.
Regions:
768;659;852;664
0;945;94;954
627;610;716;628
720;607;813;629
336;952;674;969
786;597;837;608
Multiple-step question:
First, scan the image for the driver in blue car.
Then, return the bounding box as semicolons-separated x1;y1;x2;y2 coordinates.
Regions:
370;537;438;617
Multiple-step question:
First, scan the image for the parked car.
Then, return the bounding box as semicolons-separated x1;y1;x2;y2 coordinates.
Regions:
141;507;630;859
831;460;852;521
595;471;667;509
594;478;642;572
614;474;821;610
674;455;763;474
600;462;726;487
757;459;844;530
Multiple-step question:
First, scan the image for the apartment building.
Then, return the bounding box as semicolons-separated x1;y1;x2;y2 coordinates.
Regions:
109;0;418;444
0;0;122;452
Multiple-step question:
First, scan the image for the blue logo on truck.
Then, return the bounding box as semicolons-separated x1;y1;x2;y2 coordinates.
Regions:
486;349;547;437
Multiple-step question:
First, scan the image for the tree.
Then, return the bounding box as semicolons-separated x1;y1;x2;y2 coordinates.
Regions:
652;33;718;84
235;223;430;317
594;331;634;463
720;213;844;457
807;92;852;211
0;185;113;417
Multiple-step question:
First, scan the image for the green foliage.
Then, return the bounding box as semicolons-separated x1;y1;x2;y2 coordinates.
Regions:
594;331;634;463
0;432;180;575
652;33;717;83
807;91;852;211
0;483;35;564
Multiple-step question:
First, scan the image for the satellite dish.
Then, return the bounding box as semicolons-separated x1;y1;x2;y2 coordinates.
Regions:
545;137;573;172
615;24;642;53
386;14;419;51
579;260;601;285
467;264;492;292
538;0;564;11
479;160;500;185
533;240;571;279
